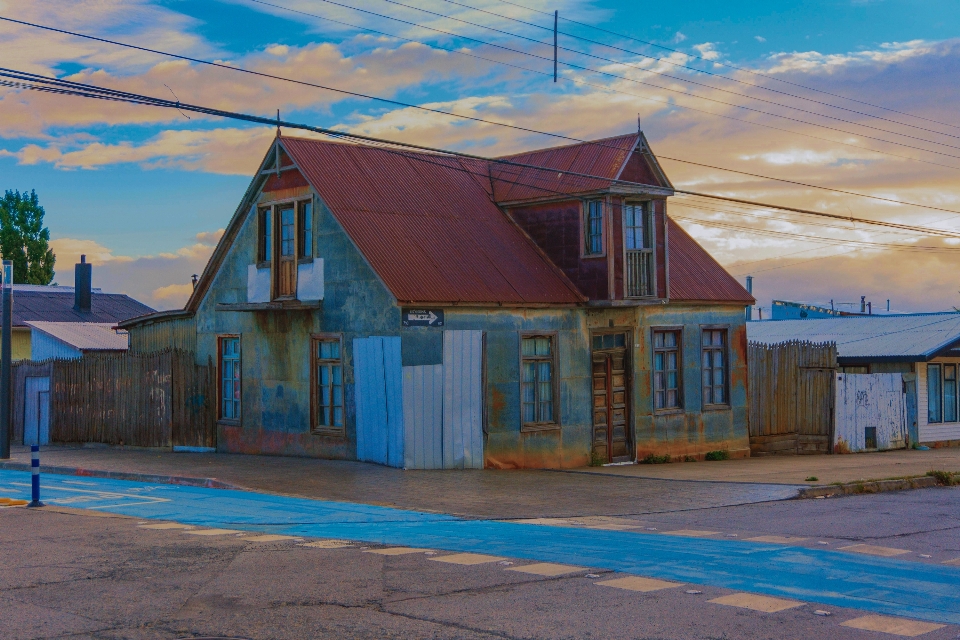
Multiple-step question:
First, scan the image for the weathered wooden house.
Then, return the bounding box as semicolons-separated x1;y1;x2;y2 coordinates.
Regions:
120;132;754;468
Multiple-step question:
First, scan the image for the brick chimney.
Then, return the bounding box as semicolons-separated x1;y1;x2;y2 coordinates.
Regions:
74;255;91;313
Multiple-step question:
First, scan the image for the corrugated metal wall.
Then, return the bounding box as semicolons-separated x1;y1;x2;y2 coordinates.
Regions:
402;364;443;469
354;336;404;467
442;330;484;469
834;373;906;451
128;317;197;354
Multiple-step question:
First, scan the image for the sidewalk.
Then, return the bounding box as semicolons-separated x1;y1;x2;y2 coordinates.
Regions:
578;447;960;485
3;445;799;519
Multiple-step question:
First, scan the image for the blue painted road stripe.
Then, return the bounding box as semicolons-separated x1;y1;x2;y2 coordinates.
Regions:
2;470;957;625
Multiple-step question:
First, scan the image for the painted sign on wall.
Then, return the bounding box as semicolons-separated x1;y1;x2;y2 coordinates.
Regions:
402;308;444;327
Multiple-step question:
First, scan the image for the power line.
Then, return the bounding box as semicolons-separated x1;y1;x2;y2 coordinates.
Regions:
4;65;960;233
495;0;960;134
438;0;960;142
360;0;960;153
11;12;959;174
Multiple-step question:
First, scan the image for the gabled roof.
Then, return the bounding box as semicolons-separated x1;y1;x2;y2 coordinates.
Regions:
10;288;154;328
747;313;960;362
667;219;754;304
489;132;673;203
25;321;129;351
281;137;586;305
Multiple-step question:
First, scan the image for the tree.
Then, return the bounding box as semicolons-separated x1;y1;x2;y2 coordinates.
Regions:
0;190;56;285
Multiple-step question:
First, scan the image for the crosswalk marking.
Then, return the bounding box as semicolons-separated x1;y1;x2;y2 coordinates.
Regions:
595;576;683;592
429;553;506;565
364;547;433;555
709;593;804;613
506;563;586;576
299;540;354;549
244;534;297;542
841;614;945;636
745;535;808;544
839;544;911;557
183;528;241;536
661;529;720;537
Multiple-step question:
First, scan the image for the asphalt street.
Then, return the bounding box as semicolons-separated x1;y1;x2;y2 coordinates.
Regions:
1;469;959;639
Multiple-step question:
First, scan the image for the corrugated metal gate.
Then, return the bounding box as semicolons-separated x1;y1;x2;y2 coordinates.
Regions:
357;331;484;469
748;341;837;455
834;373;907;452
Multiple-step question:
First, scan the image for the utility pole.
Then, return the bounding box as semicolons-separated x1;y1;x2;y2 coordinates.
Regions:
553;10;558;82
0;261;12;459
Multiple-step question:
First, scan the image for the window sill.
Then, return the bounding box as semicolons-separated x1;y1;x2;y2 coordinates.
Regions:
256;261;270;269
521;422;561;433
311;427;346;438
581;254;606;260
297;257;314;265
702;404;731;413
217;419;241;427
653;408;684;416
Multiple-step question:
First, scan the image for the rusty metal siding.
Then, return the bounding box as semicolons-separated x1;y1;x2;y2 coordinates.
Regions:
612;198;624;299
835;373;907;451
667;218;754;304
128;316;197;355
281;137;583;306
506;199;610;301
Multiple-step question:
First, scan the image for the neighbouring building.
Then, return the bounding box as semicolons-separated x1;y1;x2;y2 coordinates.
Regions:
748;313;960;448
770;298;898;320
10;256;153;360
25;321;129;360
121;132;754;469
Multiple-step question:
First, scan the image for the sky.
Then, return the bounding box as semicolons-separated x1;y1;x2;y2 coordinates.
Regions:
1;0;960;314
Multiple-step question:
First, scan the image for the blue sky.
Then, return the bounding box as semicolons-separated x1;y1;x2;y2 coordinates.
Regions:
1;0;959;311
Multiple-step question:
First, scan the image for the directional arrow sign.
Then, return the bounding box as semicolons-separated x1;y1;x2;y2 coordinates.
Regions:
402;308;444;327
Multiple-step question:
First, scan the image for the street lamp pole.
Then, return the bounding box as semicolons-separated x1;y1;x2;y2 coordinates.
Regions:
0;261;12;459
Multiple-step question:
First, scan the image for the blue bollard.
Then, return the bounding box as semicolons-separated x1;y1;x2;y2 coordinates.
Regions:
27;444;44;508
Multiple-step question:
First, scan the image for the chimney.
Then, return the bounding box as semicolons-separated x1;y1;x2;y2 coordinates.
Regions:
860;295;866;314
745;276;753;321
887;299;891;312
74;255;91;313
868;301;872;315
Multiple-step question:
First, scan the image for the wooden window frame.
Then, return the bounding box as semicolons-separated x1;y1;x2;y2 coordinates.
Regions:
297;199;314;264
257;207;272;268
944;363;958;423
311;332;346;437
519;331;561;432
256;196;315;299
217;334;241;425
622;200;656;298
700;325;730;411
652;326;684;414
581;199;606;258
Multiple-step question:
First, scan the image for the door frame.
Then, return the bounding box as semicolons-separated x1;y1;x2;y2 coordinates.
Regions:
590;328;634;463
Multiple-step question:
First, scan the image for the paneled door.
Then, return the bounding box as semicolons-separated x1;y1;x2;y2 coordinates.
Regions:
275;204;297;297
592;333;631;463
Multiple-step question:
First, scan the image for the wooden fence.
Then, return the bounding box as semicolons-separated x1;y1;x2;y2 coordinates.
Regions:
13;349;215;449
748;340;838;455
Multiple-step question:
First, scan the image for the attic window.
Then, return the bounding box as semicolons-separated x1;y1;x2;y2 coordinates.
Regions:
584;200;604;255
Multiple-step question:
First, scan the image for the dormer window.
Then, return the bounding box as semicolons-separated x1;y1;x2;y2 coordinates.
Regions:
257;198;314;300
625;202;655;297
585;200;604;255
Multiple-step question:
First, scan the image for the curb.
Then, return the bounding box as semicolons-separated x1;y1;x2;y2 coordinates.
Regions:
798;476;939;498
0;461;241;490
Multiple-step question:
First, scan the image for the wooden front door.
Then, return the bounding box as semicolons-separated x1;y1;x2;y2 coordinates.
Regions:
276;204;296;297
592;333;631;463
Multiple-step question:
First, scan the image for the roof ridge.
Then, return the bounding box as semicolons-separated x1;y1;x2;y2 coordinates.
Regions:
494;132;637;159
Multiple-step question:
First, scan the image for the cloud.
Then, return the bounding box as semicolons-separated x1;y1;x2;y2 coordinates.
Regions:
673;32;687;43
692;43;721;61
755;36;766;43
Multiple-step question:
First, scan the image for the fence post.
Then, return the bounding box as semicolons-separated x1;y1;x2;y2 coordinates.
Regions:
27;444;44;508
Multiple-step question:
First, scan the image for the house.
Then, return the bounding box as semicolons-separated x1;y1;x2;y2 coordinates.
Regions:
120;131;754;469
24;321;129;360
9;256;153;360
748;312;960;448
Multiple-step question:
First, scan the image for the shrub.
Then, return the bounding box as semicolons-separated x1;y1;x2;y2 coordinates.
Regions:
834;439;851;455
805;476;819;482
640;453;672;464
704;450;729;461
926;470;958;486
683;455;697;462
589;450;606;467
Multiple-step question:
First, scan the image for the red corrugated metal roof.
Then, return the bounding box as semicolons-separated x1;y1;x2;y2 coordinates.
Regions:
667;219;754;304
281;137;585;305
490;133;640;202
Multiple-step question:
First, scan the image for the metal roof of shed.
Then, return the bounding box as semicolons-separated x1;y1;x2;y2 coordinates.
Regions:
747;313;960;361
25;321;129;351
10;289;155;328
